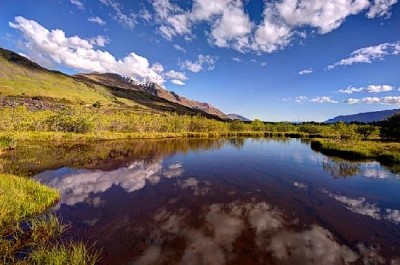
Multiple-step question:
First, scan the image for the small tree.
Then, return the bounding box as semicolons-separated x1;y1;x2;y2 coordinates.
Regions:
356;125;378;140
251;119;265;131
380;113;400;140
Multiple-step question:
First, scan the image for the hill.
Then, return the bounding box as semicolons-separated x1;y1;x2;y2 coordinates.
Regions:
226;114;251;121
0;48;226;120
77;73;228;119
325;109;400;123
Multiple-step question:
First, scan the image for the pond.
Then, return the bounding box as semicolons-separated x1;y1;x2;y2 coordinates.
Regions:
3;138;400;264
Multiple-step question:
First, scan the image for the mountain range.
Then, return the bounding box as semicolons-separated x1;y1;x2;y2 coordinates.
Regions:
0;47;250;121
325;109;400;123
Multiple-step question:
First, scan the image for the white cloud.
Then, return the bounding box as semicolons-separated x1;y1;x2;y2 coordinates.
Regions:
295;96;308;103
345;96;400;105
367;0;398;18
88;16;106;26
148;0;395;54
180;54;218;73
99;0;136;30
339;84;393;94
9;16;164;84
170;79;185;86
89;35;110;47
173;44;186;53
70;0;84;9
152;0;192;40
298;68;312;75
139;7;152;22
165;70;187;81
260;62;267;67
276;0;370;34
328;41;400;69
232;57;241;62
207;1;252;52
310;96;338;103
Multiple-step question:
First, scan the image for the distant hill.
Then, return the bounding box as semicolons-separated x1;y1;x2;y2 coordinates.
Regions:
226;114;251;121
0;47;226;120
325;109;400;123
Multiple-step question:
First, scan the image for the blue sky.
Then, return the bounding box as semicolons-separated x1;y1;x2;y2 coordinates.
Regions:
0;0;399;121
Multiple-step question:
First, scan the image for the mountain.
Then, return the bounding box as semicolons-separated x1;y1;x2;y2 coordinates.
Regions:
325;109;400;123
0;47;226;120
226;114;251;121
76;73;228;119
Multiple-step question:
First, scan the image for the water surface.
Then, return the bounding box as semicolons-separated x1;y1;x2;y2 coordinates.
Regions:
4;138;400;264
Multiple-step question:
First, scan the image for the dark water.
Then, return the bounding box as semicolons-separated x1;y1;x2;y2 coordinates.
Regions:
5;138;400;264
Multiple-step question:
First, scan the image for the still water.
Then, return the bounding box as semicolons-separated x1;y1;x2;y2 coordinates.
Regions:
10;138;400;264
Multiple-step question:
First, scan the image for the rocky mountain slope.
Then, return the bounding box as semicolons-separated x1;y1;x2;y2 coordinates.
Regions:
76;73;228;119
0;47;227;120
325;109;400;123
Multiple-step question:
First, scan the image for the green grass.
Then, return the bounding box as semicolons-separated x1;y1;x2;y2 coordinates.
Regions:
30;242;100;265
0;174;59;227
311;139;400;165
0;174;99;264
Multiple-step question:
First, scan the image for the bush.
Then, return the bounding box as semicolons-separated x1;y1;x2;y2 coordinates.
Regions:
380;113;400;141
45;111;94;133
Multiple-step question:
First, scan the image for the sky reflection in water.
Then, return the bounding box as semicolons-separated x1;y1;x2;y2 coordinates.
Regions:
33;138;400;265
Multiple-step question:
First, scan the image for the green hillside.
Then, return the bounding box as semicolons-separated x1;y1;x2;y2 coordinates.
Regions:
0;48;222;118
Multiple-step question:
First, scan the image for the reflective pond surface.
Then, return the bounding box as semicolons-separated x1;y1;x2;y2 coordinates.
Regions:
4;138;400;264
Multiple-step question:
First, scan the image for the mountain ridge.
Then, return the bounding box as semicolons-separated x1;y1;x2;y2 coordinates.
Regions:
0;47;230;120
325;109;400;123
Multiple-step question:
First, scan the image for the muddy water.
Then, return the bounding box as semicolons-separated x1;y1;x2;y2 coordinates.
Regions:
27;138;400;264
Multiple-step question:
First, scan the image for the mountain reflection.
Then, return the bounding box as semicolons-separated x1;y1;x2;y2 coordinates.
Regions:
36;160;184;206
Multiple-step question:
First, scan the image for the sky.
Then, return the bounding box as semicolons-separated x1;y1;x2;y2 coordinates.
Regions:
0;0;399;121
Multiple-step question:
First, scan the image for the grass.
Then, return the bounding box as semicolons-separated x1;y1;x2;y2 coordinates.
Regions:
311;139;400;165
0;174;59;228
0;174;99;264
30;242;100;265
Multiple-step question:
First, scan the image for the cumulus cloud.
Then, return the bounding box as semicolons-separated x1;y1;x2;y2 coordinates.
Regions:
367;0;398;18
310;96;338;103
345;96;400;105
232;57;241;62
165;70;187;81
99;0;136;30
339;85;393;94
70;0;84;9
9;16;166;84
298;68;313;75
88;16;106;26
152;0;192;40
276;0;370;34
328;41;400;69
180;54;218;72
149;0;395;53
36;160;184;206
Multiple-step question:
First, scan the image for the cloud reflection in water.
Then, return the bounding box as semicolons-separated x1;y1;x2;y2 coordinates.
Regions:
133;201;359;265
35;160;184;206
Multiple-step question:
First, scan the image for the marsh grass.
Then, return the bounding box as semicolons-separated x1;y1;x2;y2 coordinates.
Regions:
311;139;400;165
30;242;100;265
0;174;99;264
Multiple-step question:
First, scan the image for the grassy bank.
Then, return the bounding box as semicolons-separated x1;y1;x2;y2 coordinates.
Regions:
311;139;400;165
0;174;99;264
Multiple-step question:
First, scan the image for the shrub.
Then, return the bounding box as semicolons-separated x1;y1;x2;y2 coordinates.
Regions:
380;113;400;141
45;110;94;133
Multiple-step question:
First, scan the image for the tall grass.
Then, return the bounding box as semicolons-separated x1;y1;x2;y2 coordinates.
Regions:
0;174;99;264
